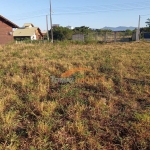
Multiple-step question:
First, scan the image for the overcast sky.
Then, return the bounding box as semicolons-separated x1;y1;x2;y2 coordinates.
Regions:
0;0;150;30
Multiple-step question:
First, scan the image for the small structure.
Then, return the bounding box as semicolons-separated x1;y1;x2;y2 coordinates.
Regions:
23;23;34;28
140;32;150;41
142;32;150;39
52;24;59;28
0;15;19;44
132;32;136;41
72;34;84;42
13;23;43;41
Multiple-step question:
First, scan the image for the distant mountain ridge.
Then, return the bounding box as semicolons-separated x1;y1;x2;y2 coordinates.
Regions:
101;26;136;31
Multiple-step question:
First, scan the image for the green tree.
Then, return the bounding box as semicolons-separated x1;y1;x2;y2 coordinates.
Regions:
73;26;92;35
125;29;133;35
95;29;112;33
145;18;150;27
49;26;73;41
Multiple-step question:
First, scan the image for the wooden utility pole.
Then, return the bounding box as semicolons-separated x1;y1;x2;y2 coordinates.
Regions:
46;15;49;41
50;0;53;43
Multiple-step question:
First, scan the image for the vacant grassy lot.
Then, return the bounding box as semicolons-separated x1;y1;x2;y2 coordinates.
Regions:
0;41;150;150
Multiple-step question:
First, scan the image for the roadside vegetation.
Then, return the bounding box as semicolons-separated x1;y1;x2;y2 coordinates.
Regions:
0;41;149;150
48;26;133;41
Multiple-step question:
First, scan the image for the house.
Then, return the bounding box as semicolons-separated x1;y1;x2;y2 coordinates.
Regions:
0;15;19;44
13;23;43;41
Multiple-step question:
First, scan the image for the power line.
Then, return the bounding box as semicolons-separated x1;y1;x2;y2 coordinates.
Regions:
3;1;150;24
49;0;150;9
53;6;150;15
141;14;150;17
5;0;150;19
12;14;47;21
9;5;150;21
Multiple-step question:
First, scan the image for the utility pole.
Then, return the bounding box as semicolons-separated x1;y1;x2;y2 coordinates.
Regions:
46;15;49;41
138;15;141;40
50;0;53;43
136;15;140;41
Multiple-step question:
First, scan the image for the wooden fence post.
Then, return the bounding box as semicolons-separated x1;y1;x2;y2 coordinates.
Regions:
114;32;117;42
104;32;107;42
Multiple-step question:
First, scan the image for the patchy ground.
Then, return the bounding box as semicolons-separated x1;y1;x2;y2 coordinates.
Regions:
0;41;149;150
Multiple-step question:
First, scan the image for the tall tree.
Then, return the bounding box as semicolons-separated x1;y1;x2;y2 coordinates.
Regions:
145;18;150;27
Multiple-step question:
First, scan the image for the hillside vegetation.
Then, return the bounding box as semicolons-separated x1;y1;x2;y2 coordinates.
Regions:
0;41;150;150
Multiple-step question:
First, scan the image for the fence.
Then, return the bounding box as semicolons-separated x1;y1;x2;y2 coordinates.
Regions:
72;34;84;42
15;40;49;44
72;32;132;42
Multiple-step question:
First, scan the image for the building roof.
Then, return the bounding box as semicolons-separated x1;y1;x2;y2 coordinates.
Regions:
13;27;43;37
13;27;38;37
23;23;34;27
0;15;19;28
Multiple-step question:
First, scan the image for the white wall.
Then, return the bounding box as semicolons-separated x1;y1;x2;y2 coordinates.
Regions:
31;34;36;40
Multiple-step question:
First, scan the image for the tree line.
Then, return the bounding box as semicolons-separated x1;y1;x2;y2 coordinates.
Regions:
47;26;134;41
46;18;150;41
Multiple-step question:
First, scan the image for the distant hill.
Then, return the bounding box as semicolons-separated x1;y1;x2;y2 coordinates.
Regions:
101;26;136;31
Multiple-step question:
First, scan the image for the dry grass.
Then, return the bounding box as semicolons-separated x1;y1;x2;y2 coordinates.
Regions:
0;41;150;150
